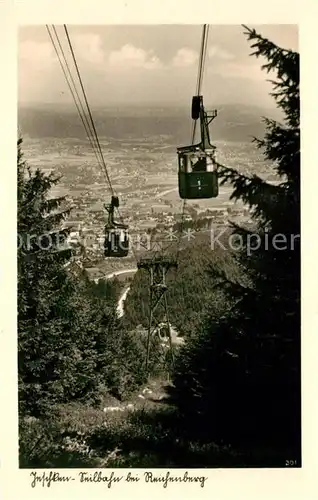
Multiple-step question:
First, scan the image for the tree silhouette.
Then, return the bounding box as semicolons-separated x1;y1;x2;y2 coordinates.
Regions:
169;26;300;464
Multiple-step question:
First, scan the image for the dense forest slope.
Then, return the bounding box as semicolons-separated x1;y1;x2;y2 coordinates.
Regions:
123;229;242;337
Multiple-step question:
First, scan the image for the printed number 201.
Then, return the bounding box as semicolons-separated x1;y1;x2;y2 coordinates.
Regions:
285;460;297;466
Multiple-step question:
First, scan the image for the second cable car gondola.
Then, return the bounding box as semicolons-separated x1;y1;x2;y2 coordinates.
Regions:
177;95;219;199
104;196;129;258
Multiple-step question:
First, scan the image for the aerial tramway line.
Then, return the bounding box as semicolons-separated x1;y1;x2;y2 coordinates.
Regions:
46;23;219;373
104;195;129;257
46;24;132;260
178;24;219;200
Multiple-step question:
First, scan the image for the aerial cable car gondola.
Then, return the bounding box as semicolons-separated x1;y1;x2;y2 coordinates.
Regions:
177;95;219;199
177;24;219;200
104;196;129;258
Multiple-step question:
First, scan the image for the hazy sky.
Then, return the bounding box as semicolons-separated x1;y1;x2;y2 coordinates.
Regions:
18;24;298;108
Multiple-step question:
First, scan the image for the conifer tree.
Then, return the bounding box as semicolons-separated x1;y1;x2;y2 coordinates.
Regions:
18;137;159;417
18;137;75;415
170;26;300;463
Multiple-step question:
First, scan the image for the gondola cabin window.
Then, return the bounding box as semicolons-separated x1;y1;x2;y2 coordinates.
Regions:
179;154;188;173
190;155;207;172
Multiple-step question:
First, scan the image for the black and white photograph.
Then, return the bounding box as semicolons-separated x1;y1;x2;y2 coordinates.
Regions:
16;22;301;472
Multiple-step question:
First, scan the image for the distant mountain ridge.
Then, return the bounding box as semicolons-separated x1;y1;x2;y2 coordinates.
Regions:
18;103;282;143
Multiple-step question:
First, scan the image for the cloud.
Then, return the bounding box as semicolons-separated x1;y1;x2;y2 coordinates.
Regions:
19;32;105;70
218;60;273;82
71;33;104;65
18;25;289;107
172;48;198;67
208;46;235;61
19;40;56;68
108;44;162;70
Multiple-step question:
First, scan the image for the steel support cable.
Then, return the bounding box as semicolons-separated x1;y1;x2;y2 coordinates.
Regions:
197;25;209;94
175;25;209;266
145;26;210;267
48;25;138;265
191;24;209;144
46;25;104;172
195;24;208;95
62;25;138;264
134;30;209;356
63;25;114;198
51;26;105;171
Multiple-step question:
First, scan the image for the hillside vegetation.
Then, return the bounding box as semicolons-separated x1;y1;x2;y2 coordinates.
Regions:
124;229;242;337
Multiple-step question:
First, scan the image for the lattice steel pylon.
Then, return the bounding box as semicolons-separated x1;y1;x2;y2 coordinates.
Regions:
137;254;178;374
